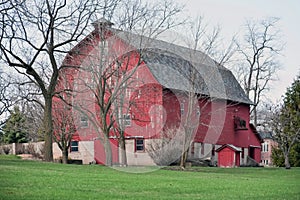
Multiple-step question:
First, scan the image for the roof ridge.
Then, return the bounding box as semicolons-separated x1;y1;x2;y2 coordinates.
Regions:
108;27;229;71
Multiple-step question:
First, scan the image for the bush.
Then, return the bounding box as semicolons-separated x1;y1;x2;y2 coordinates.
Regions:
271;144;300;167
2;146;11;155
147;128;184;166
16;144;25;154
26;143;41;158
271;146;284;167
38;143;45;159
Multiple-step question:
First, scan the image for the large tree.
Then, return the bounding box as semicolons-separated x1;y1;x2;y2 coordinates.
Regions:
268;75;300;169
235;17;283;126
0;0;106;161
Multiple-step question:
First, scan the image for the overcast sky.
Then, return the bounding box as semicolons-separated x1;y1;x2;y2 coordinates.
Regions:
174;0;300;102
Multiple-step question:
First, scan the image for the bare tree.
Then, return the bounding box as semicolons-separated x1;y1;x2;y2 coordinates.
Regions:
0;71;13;126
53;69;79;164
53;100;76;164
74;42;141;166
175;16;232;168
0;68;45;143
63;0;184;166
112;72;136;167
267;105;300;169
146;16;235;168
235;17;283;126
0;0;106;161
147;126;184;166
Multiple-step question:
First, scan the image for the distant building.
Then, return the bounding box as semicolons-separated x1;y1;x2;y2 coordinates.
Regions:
260;132;277;166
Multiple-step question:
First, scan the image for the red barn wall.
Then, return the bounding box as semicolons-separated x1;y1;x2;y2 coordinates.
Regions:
55;28;262;165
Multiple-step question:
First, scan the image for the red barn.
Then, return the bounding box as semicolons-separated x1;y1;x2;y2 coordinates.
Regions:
53;18;262;166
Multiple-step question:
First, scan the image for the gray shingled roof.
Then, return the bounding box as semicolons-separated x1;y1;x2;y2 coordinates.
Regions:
109;28;252;104
259;132;273;139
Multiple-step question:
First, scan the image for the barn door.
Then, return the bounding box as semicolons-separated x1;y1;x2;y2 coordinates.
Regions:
220;149;234;167
249;146;255;159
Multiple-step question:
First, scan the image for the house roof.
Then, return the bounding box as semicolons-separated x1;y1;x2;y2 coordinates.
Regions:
110;28;252;104
216;144;242;152
259;132;273;139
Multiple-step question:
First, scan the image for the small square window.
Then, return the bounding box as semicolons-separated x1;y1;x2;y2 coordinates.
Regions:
135;139;144;152
123;114;131;126
80;116;88;127
196;108;200;116
71;141;79;152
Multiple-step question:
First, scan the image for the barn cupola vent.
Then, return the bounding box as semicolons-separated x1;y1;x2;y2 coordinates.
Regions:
92;18;114;30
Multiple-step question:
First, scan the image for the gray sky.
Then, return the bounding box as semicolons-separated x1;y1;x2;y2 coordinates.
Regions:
175;0;300;102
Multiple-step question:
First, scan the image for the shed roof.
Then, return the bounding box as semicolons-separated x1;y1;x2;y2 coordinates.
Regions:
216;144;242;152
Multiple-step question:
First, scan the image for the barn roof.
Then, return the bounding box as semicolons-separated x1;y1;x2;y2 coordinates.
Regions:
111;28;252;104
63;20;252;105
111;29;252;104
141;49;252;104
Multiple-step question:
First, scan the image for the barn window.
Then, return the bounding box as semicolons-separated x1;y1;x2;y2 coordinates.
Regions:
234;116;247;130
71;141;79;152
135;139;144;152
80;116;88;127
196;107;200;116
126;88;131;98
137;90;141;99
180;103;184;115
123;114;131;126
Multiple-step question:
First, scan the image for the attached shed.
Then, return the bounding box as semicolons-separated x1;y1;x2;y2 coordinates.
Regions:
216;144;241;167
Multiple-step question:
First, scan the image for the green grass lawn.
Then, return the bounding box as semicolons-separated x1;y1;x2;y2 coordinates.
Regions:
0;155;299;200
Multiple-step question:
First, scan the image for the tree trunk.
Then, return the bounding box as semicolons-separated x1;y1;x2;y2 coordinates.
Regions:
119;136;127;167
62;148;69;164
284;153;291;169
104;136;112;166
180;149;188;169
43;98;53;162
253;106;257;127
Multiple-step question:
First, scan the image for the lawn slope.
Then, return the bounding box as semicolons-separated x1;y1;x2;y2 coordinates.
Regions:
0;155;299;200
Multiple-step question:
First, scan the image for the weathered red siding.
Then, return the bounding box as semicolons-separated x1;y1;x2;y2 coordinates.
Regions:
54;27;262;165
